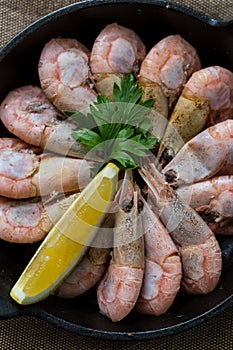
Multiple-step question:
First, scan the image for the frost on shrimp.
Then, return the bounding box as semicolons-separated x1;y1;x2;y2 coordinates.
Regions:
0;193;79;244
136;197;182;316
0;85;92;159
140;163;222;294
90;23;146;100
38;38;97;112
0;137;95;198
163;120;233;187
97;172;144;322
158;66;233;165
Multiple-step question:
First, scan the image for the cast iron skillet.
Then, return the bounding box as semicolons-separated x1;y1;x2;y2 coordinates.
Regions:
0;0;233;341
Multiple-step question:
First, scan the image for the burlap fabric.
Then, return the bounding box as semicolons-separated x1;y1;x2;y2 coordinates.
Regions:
0;0;233;348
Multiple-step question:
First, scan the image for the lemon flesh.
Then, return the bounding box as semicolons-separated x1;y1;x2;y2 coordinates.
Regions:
10;162;119;305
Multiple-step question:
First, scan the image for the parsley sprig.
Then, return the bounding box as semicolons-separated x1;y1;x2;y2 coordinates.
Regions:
66;74;157;170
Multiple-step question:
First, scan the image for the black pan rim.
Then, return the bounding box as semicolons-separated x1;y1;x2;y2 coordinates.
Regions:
10;294;232;340
0;0;233;58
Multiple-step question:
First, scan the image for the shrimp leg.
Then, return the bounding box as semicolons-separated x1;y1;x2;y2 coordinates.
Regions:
97;171;144;322
139;162;222;294
136;196;182;315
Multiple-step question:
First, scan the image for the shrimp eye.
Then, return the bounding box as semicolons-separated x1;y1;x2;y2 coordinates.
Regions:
163;147;174;162
138;199;144;213
164;170;176;183
122;199;133;212
202;210;220;223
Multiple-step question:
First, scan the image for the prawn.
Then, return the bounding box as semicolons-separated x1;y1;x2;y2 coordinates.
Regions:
136;196;182;315
176;176;233;233
0;138;95;198
0;193;79;244
0;85;92;159
139;35;201;143
90;23;146;100
139;162;222;294
55;247;110;298
38;38;97;112
139;35;201;108
97;171;144;322
163;120;233;187
158;66;233;164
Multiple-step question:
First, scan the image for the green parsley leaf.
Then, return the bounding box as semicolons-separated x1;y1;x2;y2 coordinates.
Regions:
71;129;102;151
71;73;158;170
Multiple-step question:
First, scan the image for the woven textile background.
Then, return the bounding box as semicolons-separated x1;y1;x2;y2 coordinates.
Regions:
0;0;233;349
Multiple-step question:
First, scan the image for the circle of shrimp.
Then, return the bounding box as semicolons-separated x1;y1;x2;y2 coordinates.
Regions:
1;23;232;323
38;38;97;112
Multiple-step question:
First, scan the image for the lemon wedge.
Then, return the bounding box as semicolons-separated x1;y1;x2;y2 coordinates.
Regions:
10;162;119;305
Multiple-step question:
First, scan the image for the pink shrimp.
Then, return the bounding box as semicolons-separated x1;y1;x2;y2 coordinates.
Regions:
55;247;110;298
139;162;222;294
163;120;233;187
176;176;233;234
0;85;92;159
158;66;233;164
90;23;146;99
139;35;201;108
136;196;182;315
38;38;97;112
182;66;233;125
0;137;95;198
0;193;79;244
97;171;144;322
139;34;201;143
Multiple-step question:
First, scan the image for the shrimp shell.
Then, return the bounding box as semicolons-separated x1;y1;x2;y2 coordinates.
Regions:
38;38;97;112
136;197;182;315
0;86;91;159
0;141;95;198
140;163;222;294
163;120;233;187
90;23;146;99
176;176;233;233
97;173;144;322
0;193;79;243
158;66;233;164
139;35;201;108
